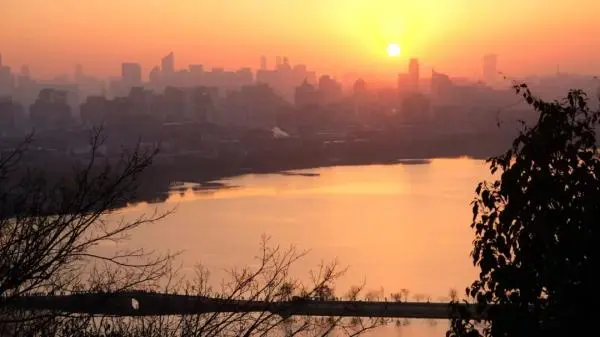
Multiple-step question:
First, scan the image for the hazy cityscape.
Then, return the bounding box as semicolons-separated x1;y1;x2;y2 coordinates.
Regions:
1;1;599;337
2;52;598;168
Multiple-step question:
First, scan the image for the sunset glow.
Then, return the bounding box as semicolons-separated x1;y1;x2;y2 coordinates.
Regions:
387;44;401;57
0;1;596;335
1;0;600;79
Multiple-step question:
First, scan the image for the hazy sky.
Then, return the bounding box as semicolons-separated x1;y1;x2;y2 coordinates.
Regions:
2;0;600;80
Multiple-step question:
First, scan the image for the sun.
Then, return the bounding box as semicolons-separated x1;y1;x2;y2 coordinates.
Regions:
387;43;401;57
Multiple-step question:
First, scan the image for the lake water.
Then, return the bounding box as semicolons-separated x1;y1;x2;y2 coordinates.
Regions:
114;157;492;336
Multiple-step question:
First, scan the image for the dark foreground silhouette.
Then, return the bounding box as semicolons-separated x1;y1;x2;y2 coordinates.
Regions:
8;292;493;319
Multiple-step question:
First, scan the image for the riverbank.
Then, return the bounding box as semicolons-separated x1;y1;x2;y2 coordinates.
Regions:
8;130;506;208
135;146;494;206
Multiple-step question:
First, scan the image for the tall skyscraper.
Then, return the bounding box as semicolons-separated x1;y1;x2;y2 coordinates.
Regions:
149;66;161;84
260;56;267;70
121;62;142;87
275;56;282;68
431;69;453;97
281;57;291;71
161;52;175;74
408;58;420;91
0;54;13;95
483;54;498;84
20;65;30;77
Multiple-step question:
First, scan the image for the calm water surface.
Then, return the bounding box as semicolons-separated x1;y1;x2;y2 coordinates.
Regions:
115;157;492;337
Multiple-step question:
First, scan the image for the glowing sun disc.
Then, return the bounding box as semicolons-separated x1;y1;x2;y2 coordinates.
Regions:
387;43;401;57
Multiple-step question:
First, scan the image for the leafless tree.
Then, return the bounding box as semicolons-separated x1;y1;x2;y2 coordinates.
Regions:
0;130;174;335
0;132;385;336
400;289;409;302
390;292;402;302
364;287;384;301
412;294;425;302
33;237;385;337
448;288;458;302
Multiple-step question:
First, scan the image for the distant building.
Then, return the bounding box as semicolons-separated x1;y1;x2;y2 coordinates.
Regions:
185;86;218;123
260;56;267;70
188;64;204;86
0;97;19;134
36;83;80;113
29;88;74;130
0;55;13;96
255;57;315;102
400;92;431;124
352;78;370;122
223;84;286;128
149;66;161;85
279;57;292;72
294;80;319;107
353;78;367;96
161;52;175;74
189;64;204;74
397;73;409;91
121;62;142;87
430;70;454;97
163;86;185;122
235;68;254;88
408;58;420;91
396;58;420;93
80;95;111;127
20;65;30;77
317;75;342;105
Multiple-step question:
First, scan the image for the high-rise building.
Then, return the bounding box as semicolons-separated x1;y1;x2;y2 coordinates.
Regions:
280;57;291;71
121;63;142;87
431;69;453;97
20;65;30;77
189;64;204;73
317;75;342;104
353;78;367;95
408;58;420;91
260;56;267;70
294;80;318;107
483;54;498;84
0;63;13;95
275;56;282;68
161;52;175;74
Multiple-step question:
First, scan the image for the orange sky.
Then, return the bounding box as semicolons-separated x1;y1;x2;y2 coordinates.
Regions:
1;0;600;80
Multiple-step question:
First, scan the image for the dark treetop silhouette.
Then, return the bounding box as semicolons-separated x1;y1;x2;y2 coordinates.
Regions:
448;84;599;337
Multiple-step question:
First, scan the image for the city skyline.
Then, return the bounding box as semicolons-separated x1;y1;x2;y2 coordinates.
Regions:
2;0;600;80
2;51;597;87
0;51;494;86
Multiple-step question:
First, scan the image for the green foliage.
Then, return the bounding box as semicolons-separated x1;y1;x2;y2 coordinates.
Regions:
448;84;599;337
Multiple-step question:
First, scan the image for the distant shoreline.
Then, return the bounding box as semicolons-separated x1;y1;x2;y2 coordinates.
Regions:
148;154;490;203
14;131;503;207
164;154;488;183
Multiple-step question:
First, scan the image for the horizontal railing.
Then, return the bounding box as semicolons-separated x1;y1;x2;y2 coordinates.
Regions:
6;292;496;319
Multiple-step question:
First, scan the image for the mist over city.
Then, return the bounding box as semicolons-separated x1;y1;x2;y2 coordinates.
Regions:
0;1;599;337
